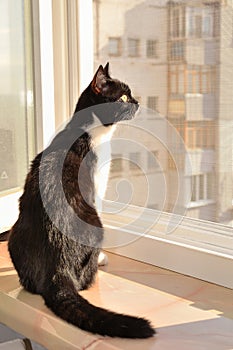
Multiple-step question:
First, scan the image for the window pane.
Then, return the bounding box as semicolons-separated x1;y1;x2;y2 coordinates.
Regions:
111;154;123;172
128;38;140;57
129;152;141;170
199;174;205;200
93;0;233;239
147;151;159;170
170;41;185;61
108;37;121;56
146;40;157;58
191;175;197;202
147;96;158;112
0;0;35;193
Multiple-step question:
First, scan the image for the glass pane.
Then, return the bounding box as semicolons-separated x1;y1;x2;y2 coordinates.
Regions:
108;37;121;56
146;40;157;58
199;174;205;200
93;0;233;242
128;38;140;57
0;0;34;193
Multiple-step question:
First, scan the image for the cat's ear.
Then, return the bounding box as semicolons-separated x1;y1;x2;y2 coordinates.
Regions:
91;65;108;95
103;62;110;78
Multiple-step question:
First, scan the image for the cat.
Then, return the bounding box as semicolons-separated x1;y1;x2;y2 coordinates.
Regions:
7;63;155;338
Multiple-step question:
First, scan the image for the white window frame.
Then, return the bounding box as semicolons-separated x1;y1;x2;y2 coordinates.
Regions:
1;0;232;290
0;0;94;229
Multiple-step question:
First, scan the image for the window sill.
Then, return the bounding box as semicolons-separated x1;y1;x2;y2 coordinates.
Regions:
102;201;233;289
1;193;232;289
0;190;22;233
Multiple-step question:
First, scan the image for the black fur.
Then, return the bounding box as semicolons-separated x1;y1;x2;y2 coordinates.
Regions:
8;64;155;338
0;230;10;242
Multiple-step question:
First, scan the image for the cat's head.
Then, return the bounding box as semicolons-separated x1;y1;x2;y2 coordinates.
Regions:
75;63;139;127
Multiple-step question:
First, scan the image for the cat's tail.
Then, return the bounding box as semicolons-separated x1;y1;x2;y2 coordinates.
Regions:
0;230;10;242
42;274;155;338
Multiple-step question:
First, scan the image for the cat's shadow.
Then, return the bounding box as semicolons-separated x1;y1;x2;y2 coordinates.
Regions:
0;267;15;273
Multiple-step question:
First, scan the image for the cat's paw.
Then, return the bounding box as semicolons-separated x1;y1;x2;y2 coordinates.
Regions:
98;251;108;266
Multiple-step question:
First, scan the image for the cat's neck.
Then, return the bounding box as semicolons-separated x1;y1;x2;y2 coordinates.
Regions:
89;124;116;148
88;124;116;214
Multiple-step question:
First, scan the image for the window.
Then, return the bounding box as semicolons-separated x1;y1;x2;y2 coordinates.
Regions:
168;99;185;115
147;96;158;112
111;154;123;173
169;5;185;38
146;40;157;58
186;5;216;38
147;151;159;170
108;37;121;56
169;65;216;95
187;65;216;94
0;0;35;194
169;65;185;95
129;152;141;170
171;120;215;149
169;40;185;61
191;173;214;203
186;121;215;149
128;38;140;57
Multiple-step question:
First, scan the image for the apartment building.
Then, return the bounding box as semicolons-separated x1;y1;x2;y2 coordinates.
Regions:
167;0;233;224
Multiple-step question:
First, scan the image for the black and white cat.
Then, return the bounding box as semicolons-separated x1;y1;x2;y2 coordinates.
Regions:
7;63;155;338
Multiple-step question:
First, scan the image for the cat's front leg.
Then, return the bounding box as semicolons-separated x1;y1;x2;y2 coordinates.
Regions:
95;195;108;266
98;251;108;266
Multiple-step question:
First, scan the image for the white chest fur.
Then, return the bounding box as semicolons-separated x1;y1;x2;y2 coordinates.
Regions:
89;125;116;213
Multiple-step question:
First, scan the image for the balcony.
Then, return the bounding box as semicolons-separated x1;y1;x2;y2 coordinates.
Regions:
186;93;217;121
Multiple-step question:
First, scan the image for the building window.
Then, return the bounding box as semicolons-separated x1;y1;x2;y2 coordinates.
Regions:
169;6;185;38
169;40;185;61
168;98;185;115
108;37;121;56
169;65;185;95
111;154;123;173
147;96;158;112
186;121;215;149
172;121;215;149
0;0;35;194
128;38;140;57
146;40;157;58
147;151;159;170
186;5;217;38
191;173;213;202
129;152;141;170
169;65;216;95
187;65;216;94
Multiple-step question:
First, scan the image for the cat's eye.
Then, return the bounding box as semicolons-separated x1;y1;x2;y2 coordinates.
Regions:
120;95;128;102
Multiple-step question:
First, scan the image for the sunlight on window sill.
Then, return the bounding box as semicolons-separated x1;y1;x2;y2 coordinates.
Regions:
0;190;21;233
